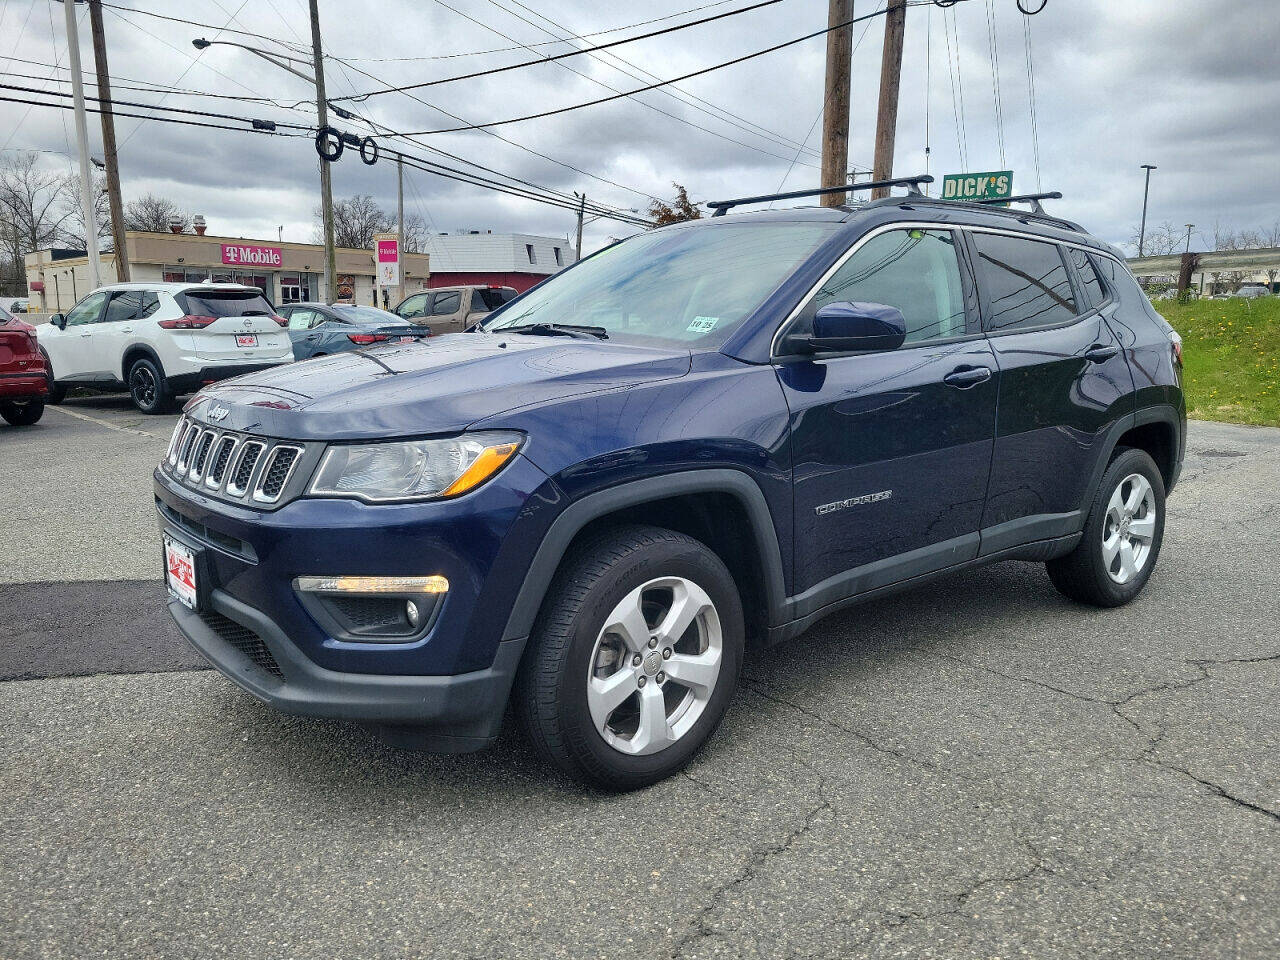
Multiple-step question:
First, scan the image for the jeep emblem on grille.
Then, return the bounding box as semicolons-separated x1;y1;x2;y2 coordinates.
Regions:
206;404;229;422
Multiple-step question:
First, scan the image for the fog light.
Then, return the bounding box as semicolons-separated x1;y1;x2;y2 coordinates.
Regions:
406;600;421;627
293;575;449;594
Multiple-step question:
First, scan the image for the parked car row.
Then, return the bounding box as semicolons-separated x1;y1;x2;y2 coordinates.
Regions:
17;282;518;416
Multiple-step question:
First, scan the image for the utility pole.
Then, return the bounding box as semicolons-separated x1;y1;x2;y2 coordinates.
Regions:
397;155;405;305
308;0;337;302
1184;223;1194;254
88;0;128;281
63;0;102;289
819;0;853;207
1137;163;1157;257
870;0;908;199
575;192;586;260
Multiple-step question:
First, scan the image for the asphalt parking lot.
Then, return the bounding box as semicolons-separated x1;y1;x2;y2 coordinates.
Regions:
2;398;1278;959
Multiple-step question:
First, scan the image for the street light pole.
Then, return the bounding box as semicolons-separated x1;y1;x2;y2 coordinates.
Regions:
63;0;102;289
307;0;336;303
1184;223;1194;254
574;192;586;261
1137;163;1157;258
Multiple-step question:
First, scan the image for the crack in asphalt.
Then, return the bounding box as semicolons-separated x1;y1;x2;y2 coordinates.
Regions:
1152;764;1280;826
667;776;832;960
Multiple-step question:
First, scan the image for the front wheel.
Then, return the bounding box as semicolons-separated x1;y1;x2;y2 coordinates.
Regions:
515;525;744;790
127;356;174;414
1047;447;1166;606
0;399;44;426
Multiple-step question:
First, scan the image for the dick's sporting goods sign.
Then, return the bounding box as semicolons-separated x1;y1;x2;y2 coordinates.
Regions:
941;171;1013;202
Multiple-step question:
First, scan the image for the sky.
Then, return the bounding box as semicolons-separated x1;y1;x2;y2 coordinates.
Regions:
3;0;1278;256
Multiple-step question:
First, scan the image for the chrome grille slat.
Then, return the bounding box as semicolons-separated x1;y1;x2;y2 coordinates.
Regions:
163;416;308;505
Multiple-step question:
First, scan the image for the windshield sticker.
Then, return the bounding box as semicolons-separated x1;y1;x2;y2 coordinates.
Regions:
687;316;719;334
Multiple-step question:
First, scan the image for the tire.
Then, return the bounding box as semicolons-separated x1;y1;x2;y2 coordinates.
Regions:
127;356;174;414
41;350;66;405
514;524;745;791
0;399;44;426
1047;447;1166;607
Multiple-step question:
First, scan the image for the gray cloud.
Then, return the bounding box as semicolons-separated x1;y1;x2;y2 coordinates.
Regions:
4;0;1278;253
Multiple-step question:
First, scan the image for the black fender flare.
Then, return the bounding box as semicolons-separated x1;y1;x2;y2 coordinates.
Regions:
500;469;788;642
121;343;165;383
1084;403;1183;505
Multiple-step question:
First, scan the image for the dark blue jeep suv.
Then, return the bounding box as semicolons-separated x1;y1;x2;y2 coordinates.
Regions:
155;182;1185;789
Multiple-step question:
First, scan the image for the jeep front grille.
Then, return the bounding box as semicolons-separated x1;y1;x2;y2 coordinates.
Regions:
161;416;313;507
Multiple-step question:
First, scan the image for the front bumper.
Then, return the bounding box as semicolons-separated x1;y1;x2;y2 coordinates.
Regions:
170;588;525;750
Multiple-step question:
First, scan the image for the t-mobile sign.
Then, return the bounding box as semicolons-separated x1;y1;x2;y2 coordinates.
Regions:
221;243;283;267
375;235;400;286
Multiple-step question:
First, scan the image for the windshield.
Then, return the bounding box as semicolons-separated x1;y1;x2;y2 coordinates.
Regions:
486;221;837;345
333;305;401;323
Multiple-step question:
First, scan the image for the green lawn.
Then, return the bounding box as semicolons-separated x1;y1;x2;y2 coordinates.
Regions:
1155;296;1280;426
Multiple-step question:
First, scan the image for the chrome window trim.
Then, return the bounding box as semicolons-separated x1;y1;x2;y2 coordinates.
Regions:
769;220;1127;358
226;440;266;498
251;445;305;504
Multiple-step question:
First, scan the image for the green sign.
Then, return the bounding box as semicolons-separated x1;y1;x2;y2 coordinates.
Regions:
941;171;1013;202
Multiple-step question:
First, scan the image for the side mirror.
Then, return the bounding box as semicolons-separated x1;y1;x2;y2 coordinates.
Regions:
49;313;66;329
784;301;906;355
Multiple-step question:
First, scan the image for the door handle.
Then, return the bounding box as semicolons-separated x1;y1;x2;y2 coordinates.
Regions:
943;365;992;388
1084;343;1119;363
121;327;132;333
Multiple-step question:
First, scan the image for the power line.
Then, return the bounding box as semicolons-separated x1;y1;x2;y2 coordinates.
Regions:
0;82;313;130
389;3;936;138
481;0;822;161
1021;11;1041;190
983;0;1005;166
337;0;784;100
0;92;311;137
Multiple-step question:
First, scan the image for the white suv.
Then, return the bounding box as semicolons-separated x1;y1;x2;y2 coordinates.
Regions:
38;283;294;413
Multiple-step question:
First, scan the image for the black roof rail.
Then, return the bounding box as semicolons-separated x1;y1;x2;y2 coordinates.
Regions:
707;175;934;217
974;191;1063;215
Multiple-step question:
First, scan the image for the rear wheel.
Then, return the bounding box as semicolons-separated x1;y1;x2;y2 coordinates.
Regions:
1047;447;1166;606
515;525;744;790
0;399;44;426
127;356;174;414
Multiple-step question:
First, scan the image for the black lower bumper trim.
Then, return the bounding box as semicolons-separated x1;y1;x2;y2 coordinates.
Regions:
167;363;287;392
168;588;525;747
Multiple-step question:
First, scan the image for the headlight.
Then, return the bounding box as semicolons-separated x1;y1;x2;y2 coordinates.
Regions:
309;431;522;502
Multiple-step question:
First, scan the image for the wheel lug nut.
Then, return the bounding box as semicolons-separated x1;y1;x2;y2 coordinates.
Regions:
656;671;666;684
648;637;658;649
662;648;672;660
632;654;643;667
637;676;647;687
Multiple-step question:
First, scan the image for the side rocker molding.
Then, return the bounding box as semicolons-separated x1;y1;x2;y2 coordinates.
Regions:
500;469;789;643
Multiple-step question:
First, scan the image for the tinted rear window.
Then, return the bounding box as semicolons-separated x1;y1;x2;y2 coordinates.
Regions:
971;233;1076;332
475;287;517;310
179;289;275;318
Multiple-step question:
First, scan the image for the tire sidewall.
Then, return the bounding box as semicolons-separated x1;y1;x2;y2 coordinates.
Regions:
129;357;169;414
555;537;744;788
41;350;65;404
1;399;44;426
1083;448;1167;604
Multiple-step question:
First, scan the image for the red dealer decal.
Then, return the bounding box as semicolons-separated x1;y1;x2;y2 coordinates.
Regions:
221;243;283;267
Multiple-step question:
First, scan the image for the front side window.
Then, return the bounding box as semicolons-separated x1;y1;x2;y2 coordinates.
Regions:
399;293;428;318
972;233;1076;332
65;291;109;327
287;309;315;330
488;222;838;346
794;228;968;346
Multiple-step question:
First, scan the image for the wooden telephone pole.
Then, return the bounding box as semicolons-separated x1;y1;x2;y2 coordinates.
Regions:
818;0;854;207
870;0;908;199
88;0;128;281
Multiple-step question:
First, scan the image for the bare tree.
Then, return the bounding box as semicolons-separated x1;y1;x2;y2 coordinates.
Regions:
315;194;395;249
401;212;428;253
125;194;191;233
58;172;111;252
1129;220;1182;257
1263;220;1280;288
0;152;75;277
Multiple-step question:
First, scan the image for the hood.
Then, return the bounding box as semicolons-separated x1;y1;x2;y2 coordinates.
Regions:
186;331;692;440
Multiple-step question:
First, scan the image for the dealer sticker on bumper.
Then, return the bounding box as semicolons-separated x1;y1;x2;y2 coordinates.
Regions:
164;536;198;610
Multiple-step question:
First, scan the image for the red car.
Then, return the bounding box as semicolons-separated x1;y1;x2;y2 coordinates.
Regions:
0;304;48;426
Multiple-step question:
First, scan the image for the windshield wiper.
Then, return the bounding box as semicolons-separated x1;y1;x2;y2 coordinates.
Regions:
502;322;609;340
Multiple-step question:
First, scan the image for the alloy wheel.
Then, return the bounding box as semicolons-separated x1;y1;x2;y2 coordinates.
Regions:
1102;473;1157;584
131;365;156;408
586;576;723;756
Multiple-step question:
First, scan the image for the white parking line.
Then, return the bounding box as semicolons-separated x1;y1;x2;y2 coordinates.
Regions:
47;404;173;441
